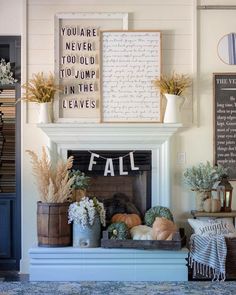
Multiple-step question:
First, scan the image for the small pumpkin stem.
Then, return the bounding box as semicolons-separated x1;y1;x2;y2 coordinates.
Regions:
112;229;118;236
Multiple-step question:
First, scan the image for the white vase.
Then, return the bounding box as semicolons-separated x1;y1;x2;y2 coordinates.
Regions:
195;190;211;212
163;94;185;123
38;102;52;124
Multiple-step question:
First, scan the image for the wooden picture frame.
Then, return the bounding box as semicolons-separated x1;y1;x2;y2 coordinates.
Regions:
213;73;236;179
101;30;161;123
54;13;128;122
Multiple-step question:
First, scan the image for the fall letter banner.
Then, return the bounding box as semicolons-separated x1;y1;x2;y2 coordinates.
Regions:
88;151;139;176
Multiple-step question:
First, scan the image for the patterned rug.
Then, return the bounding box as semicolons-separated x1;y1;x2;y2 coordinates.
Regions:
0;281;236;295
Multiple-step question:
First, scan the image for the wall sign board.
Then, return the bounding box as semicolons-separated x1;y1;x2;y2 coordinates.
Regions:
214;73;236;179
54;13;128;122
101;31;161;122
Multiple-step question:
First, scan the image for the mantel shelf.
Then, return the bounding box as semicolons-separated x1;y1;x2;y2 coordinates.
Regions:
38;122;183;145
191;210;236;218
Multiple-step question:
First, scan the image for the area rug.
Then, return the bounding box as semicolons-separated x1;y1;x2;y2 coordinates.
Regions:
0;281;236;295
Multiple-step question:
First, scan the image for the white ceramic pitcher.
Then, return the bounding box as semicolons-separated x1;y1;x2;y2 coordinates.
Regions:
163;94;185;123
38;102;52;124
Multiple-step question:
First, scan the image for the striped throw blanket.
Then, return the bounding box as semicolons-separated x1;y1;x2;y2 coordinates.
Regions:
189;234;227;281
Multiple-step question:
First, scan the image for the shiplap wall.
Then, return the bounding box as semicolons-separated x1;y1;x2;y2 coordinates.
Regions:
27;0;193;75
26;0;193;123
18;0;236;273
21;0;195;273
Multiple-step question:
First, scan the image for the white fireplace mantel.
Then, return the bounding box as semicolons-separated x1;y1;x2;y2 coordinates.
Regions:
39;122;182;145
38;122;182;209
32;122;187;282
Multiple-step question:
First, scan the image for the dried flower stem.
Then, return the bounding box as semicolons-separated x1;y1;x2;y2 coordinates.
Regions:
20;72;60;103
153;72;191;96
26;147;75;203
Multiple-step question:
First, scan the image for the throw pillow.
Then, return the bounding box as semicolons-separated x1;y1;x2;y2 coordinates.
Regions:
188;218;236;237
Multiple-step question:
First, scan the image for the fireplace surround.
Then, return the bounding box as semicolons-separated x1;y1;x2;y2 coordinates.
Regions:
28;122;188;282
68;149;152;217
39;122;182;209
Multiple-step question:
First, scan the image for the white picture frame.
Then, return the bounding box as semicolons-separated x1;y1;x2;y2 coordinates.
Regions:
54;12;128;122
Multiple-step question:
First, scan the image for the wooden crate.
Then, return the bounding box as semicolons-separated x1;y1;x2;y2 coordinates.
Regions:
190;237;236;280
225;237;236;279
101;228;186;250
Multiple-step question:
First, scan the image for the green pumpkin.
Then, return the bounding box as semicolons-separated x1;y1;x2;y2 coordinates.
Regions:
107;222;130;240
144;206;174;227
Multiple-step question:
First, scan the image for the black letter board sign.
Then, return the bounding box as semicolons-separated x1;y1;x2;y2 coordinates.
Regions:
214;73;236;179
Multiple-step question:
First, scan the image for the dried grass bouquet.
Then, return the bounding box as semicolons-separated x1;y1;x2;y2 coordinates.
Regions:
26;147;75;203
153;72;191;96
21;72;59;103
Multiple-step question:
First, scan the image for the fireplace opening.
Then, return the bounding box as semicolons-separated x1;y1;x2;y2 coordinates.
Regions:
68;150;152;220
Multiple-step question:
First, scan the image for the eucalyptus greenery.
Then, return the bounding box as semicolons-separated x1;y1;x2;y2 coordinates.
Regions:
183;161;227;191
69;169;90;190
0;58;17;85
153;72;191;96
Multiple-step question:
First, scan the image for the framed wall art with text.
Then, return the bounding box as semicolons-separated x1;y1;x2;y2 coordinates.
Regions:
54;12;128;122
214;73;236;179
101;30;161;123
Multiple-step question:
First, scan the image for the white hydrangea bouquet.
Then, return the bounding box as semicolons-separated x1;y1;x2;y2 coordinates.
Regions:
68;197;106;229
0;58;17;85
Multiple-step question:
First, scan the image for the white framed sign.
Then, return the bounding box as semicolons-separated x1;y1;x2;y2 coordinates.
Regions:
54;13;128;122
101;31;161;122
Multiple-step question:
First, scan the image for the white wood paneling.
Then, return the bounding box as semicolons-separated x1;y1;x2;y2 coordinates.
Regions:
129;20;192;35
27;0;194;124
29;0;192;5
28;50;54;65
28;3;192;20
28;20;54;35
162;50;192;65
28;35;54;50
28;34;192;51
162;34;192;50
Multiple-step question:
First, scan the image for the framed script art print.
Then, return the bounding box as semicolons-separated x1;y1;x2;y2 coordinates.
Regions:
214;73;236;179
54;13;128;122
101;31;161;122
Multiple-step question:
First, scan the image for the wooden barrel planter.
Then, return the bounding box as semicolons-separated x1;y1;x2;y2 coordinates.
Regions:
37;202;72;247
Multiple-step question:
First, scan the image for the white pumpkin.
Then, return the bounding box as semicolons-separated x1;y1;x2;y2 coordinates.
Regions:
203;198;221;213
130;225;153;240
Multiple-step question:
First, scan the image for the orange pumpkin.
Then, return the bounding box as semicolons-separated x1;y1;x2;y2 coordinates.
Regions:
152;217;177;240
111;213;142;229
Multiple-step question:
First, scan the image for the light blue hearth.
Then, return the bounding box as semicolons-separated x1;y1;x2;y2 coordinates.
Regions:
29;247;189;281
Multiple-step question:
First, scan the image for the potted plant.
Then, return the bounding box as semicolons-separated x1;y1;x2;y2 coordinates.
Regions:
183;161;227;211
20;72;59;123
153;72;191;123
69;169;91;202
27;146;75;247
68;197;106;248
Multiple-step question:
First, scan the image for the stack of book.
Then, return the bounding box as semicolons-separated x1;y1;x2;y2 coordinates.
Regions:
0;87;16;193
